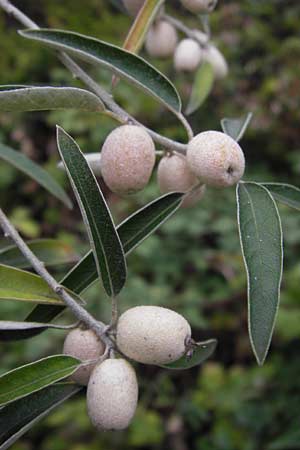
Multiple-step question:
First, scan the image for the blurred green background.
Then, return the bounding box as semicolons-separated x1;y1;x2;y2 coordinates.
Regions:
1;0;300;449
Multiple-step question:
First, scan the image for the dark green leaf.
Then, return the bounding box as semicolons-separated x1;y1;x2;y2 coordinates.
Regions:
0;86;104;112
0;383;81;450
221;112;253;142
0;142;72;208
0;239;79;269
262;183;300;211
0;321;75;341
185;62;214;115
236;182;283;365
161;339;217;370
26;192;183;329
20;29;181;113
56;126;127;297
0;355;80;407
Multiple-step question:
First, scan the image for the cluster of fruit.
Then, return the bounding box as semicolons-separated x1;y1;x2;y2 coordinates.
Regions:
125;0;228;77
100;125;245;207
63;306;192;430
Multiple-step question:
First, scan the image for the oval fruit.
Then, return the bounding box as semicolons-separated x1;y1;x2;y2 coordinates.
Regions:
63;328;105;385
187;130;245;187
101;125;156;195
117;306;191;364
87;358;138;430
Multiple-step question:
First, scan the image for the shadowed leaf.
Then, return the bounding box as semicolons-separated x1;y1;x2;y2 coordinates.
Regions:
0;383;81;450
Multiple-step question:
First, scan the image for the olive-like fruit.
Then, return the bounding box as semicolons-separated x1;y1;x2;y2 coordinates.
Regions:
116;306;191;365
100;125;156;195
203;45;228;79
174;39;202;72
63;328;105;385
187;131;245;187
87;359;138;430
157;152;206;207
145;20;178;58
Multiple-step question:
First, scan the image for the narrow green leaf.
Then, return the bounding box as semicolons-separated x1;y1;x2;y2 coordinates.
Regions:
56;126;127;297
261;183;300;211
25;192;183;329
0;321;75;341
221;112;253;142
0;264;82;306
0;239;79;269
185;62;214;115
0;383;81;450
19;29;181;113
0;86;104;112
0;355;81;407
236;182;283;365
0;142;72;208
161;339;217;370
0;264;64;305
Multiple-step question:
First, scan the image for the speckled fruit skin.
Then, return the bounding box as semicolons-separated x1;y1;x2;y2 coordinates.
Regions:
203;45;228;79
116;306;192;365
123;0;144;15
145;21;178;58
157;153;206;208
180;0;218;13
100;125;156;195
187;131;245;187
174;39;202;72
87;359;138;430
63;328;105;385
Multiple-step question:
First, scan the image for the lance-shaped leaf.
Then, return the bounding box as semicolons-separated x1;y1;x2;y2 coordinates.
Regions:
0;142;72;208
56;126;127;297
0;383;81;450
25;192;183;329
185;62;214;115
123;0;164;54
20;29;181;113
0;239;79;269
0;321;75;341
0;355;81;407
236;182;283;365
0;264;63;305
0;264;82;305
0;86;104;112
161;339;217;370
261;183;300;211
221;112;253;142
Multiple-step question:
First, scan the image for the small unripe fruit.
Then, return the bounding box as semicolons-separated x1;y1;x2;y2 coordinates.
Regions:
174;39;202;72
157;153;206;208
123;0;144;15
180;0;218;14
87;359;138;430
145;21;178;59
63;328;105;385
100;125;155;195
203;45;228;79
187;131;245;187
117;306;191;365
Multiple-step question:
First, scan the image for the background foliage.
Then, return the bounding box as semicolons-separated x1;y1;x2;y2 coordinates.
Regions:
1;0;300;449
